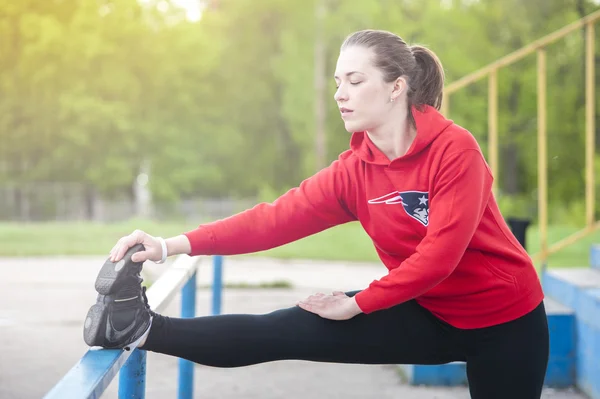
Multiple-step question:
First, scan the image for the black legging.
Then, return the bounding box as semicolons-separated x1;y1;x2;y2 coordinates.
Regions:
143;291;549;399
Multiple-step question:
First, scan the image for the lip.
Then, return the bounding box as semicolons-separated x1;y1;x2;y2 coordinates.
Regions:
340;108;353;118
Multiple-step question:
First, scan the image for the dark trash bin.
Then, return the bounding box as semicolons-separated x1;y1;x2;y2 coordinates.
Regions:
506;217;531;251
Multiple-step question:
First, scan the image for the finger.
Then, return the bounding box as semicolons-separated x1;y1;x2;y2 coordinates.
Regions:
110;247;120;262
131;250;149;263
303;296;328;308
113;244;128;262
304;295;324;304
114;236;139;262
298;302;317;314
332;291;346;296
109;238;125;261
113;233;137;259
123;231;147;257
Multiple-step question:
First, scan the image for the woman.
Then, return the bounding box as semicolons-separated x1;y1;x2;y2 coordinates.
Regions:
83;29;549;399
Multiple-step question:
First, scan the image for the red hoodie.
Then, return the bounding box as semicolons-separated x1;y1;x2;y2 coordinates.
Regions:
184;105;544;329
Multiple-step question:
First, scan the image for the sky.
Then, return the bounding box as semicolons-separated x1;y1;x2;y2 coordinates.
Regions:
139;0;204;22
160;0;600;23
171;0;203;21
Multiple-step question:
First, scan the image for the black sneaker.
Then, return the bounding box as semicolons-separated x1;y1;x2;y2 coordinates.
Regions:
83;244;153;350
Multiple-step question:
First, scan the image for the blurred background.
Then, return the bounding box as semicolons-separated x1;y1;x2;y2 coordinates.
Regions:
3;2;600;398
2;0;600;265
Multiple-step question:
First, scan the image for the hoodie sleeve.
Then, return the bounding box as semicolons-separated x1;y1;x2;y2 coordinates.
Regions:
183;159;356;256
354;149;493;314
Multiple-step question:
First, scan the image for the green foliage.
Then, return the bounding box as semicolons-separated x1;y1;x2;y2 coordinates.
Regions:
2;0;600;213
496;193;535;220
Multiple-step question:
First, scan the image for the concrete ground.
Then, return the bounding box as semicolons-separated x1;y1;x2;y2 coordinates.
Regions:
0;255;588;399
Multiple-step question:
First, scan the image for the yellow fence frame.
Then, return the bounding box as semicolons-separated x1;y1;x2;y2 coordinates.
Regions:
442;10;600;265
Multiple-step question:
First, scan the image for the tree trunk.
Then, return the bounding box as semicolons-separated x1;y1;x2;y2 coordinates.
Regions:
314;0;327;171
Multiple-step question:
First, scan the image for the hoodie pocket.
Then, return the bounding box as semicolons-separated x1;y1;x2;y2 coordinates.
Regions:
478;252;519;293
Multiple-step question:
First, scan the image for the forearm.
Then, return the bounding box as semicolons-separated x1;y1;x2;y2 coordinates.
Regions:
183;206;342;256
165;234;192;257
354;260;452;313
183;165;355;256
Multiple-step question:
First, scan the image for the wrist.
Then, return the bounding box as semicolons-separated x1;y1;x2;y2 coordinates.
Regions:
165;235;192;257
154;237;168;264
349;296;363;315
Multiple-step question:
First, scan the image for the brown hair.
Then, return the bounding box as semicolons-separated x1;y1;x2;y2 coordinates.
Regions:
341;30;445;112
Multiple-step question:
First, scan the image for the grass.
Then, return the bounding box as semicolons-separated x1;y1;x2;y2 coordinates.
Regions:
0;219;201;257
198;280;294;289
0;219;379;261
525;225;599;268
0;220;598;269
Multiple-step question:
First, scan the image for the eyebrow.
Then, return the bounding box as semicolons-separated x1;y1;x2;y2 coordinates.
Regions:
333;71;363;79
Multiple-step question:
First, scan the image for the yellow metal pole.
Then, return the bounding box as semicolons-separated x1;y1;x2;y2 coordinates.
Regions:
537;49;548;264
531;221;600;263
586;22;596;227
489;70;499;195
441;93;449;117
445;9;600;95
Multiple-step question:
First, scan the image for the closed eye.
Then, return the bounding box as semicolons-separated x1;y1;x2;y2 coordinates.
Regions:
335;82;362;89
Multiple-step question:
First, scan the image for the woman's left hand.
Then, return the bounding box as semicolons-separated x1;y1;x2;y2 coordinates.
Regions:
297;291;363;320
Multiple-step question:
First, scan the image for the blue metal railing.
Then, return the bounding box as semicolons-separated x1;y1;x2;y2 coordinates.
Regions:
44;255;224;399
212;254;223;315
178;270;197;399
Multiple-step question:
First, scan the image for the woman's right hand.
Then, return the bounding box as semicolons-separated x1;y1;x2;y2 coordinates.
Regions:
109;229;163;263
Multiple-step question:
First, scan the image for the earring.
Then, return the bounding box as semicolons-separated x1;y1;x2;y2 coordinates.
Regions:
390;97;395;103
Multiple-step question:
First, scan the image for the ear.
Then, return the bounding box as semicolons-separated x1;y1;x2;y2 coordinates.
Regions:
390;76;408;102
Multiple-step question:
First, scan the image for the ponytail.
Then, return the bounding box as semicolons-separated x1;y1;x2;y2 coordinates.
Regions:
408;45;445;111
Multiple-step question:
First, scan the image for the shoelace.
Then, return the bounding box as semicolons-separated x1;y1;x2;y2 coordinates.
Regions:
141;285;158;318
141;286;150;309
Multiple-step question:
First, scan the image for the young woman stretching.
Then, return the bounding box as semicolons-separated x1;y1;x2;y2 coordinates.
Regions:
83;29;549;399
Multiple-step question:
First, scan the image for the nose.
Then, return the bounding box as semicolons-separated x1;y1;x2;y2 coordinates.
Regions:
334;85;347;103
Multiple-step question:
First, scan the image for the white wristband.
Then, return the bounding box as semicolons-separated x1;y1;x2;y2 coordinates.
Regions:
155;237;168;264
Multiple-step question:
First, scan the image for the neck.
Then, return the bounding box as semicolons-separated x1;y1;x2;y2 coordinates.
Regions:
366;105;417;161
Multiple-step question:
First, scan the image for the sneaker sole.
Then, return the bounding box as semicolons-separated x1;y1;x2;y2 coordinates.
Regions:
95;244;145;295
83;303;106;347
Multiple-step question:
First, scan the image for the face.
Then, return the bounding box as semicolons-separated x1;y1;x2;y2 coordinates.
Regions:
334;46;404;133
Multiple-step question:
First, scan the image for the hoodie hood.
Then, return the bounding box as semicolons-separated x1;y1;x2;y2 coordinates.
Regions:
350;104;453;167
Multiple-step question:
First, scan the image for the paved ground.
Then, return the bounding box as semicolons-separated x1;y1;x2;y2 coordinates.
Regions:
0;255;589;399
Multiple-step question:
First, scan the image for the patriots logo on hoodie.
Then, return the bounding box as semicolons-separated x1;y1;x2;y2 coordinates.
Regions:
368;191;429;226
